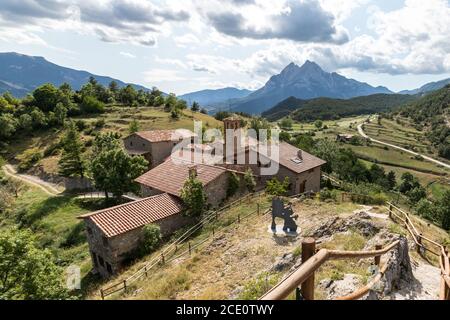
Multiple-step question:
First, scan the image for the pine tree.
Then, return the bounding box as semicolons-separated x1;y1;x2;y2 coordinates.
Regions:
58;122;85;178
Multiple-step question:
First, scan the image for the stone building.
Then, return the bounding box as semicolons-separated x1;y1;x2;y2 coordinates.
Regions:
123;129;196;168
136;159;230;208
219;117;326;195
78;193;192;278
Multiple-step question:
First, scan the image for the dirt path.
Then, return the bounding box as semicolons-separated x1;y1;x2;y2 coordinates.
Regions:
357;122;450;170
2;164;62;196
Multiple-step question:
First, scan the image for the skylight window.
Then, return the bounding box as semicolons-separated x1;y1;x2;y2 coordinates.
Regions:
291;158;303;164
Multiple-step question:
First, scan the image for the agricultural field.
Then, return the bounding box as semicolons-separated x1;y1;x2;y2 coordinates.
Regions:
280;115;450;201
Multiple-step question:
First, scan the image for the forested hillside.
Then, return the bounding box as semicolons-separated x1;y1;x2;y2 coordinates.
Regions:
398;85;450;160
262;94;417;122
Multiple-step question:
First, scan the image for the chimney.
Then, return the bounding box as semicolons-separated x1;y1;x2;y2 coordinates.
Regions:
297;150;303;161
188;165;198;178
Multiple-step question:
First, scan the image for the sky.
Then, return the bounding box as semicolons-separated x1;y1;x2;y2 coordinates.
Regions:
0;0;449;95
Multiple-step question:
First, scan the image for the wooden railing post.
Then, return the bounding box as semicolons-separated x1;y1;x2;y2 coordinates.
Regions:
100;289;105;300
417;234;423;254
374;245;382;266
123;280;127;292
301;238;316;300
257;203;260;215
189;242;192;256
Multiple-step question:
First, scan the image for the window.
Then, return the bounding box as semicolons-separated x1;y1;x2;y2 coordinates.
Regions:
130;141;133;147
92;252;98;268
98;256;105;267
106;263;113;274
87;227;93;236
102;236;108;247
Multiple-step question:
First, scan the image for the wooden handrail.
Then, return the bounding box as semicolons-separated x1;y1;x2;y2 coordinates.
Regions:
260;241;400;301
386;202;450;300
335;260;390;300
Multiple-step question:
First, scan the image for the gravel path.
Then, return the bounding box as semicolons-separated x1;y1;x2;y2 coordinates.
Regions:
357;122;450;170
2;164;62;196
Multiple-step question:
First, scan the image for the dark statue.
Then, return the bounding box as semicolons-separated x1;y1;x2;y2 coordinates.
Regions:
271;198;298;233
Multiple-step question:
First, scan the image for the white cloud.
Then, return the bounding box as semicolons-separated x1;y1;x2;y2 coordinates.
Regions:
143;68;186;83
119;51;136;58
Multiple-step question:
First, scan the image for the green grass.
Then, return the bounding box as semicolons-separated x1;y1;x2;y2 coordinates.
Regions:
5;106;222;174
0;185;112;287
347;144;448;175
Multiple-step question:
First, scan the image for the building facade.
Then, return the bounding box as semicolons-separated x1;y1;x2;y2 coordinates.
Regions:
79;193;192;278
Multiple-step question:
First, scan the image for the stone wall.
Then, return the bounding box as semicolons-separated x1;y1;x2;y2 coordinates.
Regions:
85;213;194;278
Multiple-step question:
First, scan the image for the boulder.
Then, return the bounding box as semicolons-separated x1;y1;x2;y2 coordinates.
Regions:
312;212;379;239
270;253;296;272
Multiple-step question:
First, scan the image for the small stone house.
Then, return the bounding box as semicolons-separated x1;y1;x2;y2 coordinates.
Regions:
123;129;196;168
78;193;192;278
336;134;355;143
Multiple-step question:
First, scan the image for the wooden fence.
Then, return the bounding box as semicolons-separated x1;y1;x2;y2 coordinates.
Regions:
260;239;401;300
260;198;450;301
99;191;268;299
386;202;450;300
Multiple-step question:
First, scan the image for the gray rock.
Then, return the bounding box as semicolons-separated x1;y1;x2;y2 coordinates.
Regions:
270;253;296;272
312;212;379;239
324;274;363;300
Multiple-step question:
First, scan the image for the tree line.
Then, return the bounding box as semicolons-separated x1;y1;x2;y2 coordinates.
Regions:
0;78;206;143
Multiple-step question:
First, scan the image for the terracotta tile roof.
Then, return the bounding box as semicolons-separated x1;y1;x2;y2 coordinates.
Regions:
276;142;326;173
134;129;196;143
136;159;227;197
243;141;326;174
78;193;183;238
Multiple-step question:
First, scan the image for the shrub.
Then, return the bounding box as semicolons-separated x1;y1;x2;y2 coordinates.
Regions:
319;188;338;202
227;172;240;198
17;148;43;171
81;96;105;114
243;169;256;193
238;272;281;300
94;118;106;128
141;224;161;255
415;198;438;222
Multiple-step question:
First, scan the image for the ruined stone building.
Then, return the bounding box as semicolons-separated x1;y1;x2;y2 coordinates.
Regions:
78;193;191;278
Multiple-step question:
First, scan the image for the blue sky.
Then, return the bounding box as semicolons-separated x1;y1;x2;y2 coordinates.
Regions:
0;0;449;95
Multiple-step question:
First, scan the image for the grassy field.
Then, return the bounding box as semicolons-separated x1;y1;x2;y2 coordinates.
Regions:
283;115;450;201
4;106;222;175
0;182;113;295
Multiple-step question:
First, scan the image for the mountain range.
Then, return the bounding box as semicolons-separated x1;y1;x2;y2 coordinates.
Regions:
223;61;393;114
1;52;450;115
0;52;149;97
399;78;450;95
179;87;252;108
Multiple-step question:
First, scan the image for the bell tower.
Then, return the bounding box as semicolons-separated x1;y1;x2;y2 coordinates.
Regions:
223;116;242;163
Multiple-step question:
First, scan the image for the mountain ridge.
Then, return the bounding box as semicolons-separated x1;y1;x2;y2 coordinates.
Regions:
399;78;450;95
0;52;150;97
262;93;417;122
179;87;252;108
226;61;393;115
